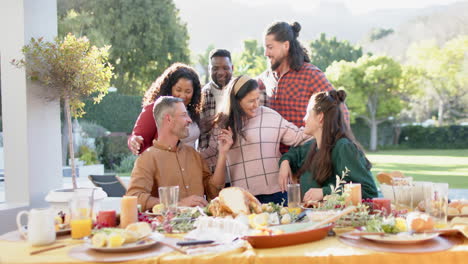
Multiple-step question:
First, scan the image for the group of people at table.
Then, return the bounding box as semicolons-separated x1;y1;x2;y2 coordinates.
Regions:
125;21;379;212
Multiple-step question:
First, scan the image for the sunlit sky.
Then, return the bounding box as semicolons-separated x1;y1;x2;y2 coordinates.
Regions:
232;0;464;15
173;0;467;53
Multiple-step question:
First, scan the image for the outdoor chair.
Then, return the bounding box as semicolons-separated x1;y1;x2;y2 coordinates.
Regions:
88;174;127;197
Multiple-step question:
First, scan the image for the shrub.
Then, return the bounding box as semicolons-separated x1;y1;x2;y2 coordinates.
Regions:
82;93;142;133
351;119;395;149
113;154;137;174
96;135;132;169
79;120;109;138
399;125;468;149
77;145;99;165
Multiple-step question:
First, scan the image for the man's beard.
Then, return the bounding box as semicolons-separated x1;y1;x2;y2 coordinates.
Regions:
270;55;285;71
174;127;189;139
213;76;230;88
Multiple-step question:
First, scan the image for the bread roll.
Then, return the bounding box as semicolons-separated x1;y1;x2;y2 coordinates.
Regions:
376;172;393;185
390;171;405;178
376;171;406;185
448;207;460;215
218;187;252;216
407;212;434;232
448;200;468;215
461;205;468;215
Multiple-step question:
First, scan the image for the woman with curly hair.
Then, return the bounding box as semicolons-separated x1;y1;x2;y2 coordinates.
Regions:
128;63;202;154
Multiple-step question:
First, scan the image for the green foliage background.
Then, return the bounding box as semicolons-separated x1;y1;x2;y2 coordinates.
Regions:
309;33;363;71
399;125;468;149
58;0;191;95
81;93;142;133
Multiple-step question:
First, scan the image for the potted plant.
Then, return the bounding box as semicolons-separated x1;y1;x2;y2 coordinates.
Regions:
12;33;113;207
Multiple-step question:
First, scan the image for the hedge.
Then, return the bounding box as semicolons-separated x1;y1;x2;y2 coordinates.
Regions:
81;93;143;133
95;135;132;170
399;125;468;149
351;119;395;149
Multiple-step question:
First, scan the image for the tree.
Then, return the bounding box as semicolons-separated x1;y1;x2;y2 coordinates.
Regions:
195;44;215;85
233;39;267;77
406;36;468;125
309;33;363;72
367;28;394;42
326;55;411;151
12;34;113;189
57;0;190;95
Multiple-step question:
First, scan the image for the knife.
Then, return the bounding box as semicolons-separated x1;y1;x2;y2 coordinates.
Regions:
176;240;215;247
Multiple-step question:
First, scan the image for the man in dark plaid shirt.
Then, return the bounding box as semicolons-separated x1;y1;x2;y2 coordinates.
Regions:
198;49;234;150
258;21;349;153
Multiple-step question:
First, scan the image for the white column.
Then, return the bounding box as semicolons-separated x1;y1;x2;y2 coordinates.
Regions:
0;0;61;234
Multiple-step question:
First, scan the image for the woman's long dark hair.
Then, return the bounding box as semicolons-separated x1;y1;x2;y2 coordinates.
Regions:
208;76;258;144
265;21;310;71
142;63;202;125
295;90;371;185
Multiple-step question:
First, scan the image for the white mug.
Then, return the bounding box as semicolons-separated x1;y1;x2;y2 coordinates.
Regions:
16;208;56;246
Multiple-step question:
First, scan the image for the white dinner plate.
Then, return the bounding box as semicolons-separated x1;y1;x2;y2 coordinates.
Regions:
86;237;159;253
361;233;439;244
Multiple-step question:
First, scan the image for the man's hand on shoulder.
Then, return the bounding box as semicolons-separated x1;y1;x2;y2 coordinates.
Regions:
179;195;208;207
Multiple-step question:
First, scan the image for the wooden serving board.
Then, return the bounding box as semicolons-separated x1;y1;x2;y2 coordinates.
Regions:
339;235;464;254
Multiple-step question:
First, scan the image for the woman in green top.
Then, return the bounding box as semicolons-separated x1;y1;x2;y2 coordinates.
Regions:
279;90;378;202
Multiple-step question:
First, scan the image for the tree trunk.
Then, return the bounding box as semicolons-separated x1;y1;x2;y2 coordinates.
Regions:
61;115;69;165
393;125;401;145
367;94;379;152
438;100;444;126
370;119;378;152
64;98;77;189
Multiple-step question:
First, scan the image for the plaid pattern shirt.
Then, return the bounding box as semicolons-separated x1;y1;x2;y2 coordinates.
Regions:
199;81;268;150
257;62;349;152
200;106;310;196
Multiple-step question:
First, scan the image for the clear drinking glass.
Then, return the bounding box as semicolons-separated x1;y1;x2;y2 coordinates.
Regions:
287;184;301;209
391;177;413;212
69;188;93;239
424;183;449;228
158;186;179;213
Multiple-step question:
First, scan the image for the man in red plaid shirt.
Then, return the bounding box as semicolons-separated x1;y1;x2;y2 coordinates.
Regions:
258;21;349;153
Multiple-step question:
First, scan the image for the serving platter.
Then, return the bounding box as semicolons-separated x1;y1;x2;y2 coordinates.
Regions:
243;222;334;248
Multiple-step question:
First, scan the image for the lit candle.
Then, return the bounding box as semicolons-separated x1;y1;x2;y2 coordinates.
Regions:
120;196;138;228
97;210;117;227
345;183;362;206
372;198;391;216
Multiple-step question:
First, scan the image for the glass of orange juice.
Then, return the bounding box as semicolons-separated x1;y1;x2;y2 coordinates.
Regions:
69;188;93;239
287;184;301;213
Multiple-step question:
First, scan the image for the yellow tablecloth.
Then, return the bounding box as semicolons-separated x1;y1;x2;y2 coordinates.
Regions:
1;233;467;264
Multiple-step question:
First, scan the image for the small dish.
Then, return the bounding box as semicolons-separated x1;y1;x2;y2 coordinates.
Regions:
361;233;439;244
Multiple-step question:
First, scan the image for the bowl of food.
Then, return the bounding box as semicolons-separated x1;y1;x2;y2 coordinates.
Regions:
243;222;334;248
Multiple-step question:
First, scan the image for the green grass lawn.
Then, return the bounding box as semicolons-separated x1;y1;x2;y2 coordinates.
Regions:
368;149;468;189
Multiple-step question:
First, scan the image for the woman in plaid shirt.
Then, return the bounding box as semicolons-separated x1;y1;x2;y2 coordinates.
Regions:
201;75;310;204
